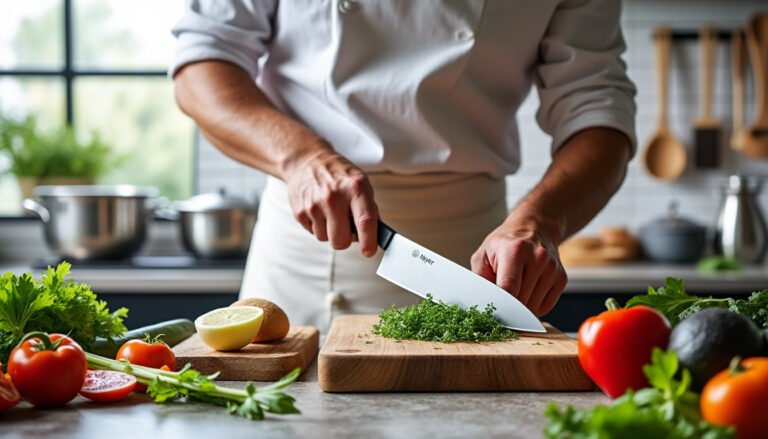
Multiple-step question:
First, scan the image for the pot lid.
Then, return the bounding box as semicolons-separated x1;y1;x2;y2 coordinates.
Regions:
174;188;257;213
641;201;705;235
34;185;158;198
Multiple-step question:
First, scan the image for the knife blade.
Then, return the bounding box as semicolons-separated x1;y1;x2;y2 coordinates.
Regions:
369;221;546;333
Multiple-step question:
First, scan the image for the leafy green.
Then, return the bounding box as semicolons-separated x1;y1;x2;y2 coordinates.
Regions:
0;263;128;363
696;256;742;274
544;349;734;439
626;277;768;328
0;112;119;178
86;352;301;421
372;294;517;343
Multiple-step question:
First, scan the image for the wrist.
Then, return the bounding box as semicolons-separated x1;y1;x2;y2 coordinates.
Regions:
278;137;336;181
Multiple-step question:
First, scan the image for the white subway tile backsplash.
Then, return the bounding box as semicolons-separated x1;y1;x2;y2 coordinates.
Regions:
196;0;768;237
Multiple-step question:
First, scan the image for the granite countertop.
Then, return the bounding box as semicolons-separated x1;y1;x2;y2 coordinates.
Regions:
2;261;768;295
4;364;607;439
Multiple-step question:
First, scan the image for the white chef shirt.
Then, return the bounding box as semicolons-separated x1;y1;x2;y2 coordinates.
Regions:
171;0;636;178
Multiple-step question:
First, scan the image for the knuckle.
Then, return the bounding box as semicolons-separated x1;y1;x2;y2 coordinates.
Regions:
348;174;367;192
356;213;375;229
498;275;518;291
308;203;322;217
321;189;337;206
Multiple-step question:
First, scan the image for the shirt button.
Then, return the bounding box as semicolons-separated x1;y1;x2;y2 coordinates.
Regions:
457;30;475;41
339;0;360;14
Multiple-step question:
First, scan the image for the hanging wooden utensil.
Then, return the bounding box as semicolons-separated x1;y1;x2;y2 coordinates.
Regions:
693;26;721;168
741;14;768;158
642;27;687;181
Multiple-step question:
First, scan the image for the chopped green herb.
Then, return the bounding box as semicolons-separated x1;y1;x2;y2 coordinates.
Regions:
626;277;768;328
372;294;517;343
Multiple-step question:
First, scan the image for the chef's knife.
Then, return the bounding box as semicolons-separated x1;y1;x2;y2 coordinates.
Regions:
367;221;546;333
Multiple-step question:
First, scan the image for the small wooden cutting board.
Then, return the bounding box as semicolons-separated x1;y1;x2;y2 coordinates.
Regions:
318;315;593;392
173;326;319;381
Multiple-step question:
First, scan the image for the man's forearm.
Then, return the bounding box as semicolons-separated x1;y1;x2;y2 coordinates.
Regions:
173;60;333;179
507;127;632;244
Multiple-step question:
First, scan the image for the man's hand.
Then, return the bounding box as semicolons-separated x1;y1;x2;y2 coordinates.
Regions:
174;61;379;257
283;147;379;257
471;218;567;317
471;127;631;317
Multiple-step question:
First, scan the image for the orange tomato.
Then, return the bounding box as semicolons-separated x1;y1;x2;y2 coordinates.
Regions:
701;357;768;439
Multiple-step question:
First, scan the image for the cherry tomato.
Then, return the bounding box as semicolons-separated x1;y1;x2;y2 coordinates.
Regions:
578;299;671;398
0;363;20;412
116;336;176;392
8;332;87;407
701;357;768;439
79;370;137;403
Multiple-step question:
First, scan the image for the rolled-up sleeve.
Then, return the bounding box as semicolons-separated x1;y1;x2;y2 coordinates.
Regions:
170;0;277;78
535;0;637;156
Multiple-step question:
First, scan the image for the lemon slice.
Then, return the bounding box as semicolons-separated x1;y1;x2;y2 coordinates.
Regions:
195;306;264;351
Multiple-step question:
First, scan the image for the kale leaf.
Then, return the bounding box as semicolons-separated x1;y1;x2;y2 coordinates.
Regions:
626;277;767;328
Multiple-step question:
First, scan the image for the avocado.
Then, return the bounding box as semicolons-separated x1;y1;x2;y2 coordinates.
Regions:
764;329;768;355
668;308;763;391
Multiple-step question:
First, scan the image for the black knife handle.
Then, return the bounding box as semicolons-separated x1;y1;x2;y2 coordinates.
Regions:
349;219;396;250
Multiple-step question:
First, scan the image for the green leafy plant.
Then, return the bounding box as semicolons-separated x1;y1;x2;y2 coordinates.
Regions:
86;353;301;421
372;294;517;343
0;113;117;178
544;349;734;439
626;277;768;328
0;262;128;363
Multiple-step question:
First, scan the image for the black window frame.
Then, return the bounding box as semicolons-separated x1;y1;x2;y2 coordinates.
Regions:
0;0;168;126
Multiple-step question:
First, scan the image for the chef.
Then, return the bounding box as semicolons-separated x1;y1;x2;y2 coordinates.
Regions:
171;0;636;329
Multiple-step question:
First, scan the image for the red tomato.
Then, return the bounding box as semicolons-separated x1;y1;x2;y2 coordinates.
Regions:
116;337;176;392
8;332;87;407
578;300;671;398
79;370;137;403
701;357;768;439
0;364;20;412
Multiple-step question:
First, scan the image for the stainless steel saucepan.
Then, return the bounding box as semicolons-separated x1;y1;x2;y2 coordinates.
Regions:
159;189;258;259
23;185;161;260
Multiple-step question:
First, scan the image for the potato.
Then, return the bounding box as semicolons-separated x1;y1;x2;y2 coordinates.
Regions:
230;298;290;342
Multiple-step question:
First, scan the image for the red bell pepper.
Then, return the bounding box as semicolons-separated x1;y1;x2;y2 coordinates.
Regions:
7;332;87;407
578;299;671;398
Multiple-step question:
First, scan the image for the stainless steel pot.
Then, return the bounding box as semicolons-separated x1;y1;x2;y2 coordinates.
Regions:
162;190;258;259
23;185;160;260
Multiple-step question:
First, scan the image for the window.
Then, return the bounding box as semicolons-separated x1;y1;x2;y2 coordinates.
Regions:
0;0;193;215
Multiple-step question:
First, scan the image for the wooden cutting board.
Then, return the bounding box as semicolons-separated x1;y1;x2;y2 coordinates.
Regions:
318;315;593;392
173;326;319;381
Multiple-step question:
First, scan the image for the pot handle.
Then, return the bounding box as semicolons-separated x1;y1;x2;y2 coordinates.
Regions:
22;198;50;223
154;207;179;221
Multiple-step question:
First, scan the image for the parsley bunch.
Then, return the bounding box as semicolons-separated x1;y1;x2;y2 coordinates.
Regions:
626;277;768;328
372;294;517;343
544;349;734;439
0;263;128;363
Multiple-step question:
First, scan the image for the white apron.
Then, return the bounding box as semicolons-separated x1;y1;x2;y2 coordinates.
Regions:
239;173;507;331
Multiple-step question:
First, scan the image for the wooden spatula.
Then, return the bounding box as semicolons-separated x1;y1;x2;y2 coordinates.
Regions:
741;14;768;158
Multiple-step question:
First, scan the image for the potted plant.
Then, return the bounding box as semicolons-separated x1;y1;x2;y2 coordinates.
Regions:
0;113;117;199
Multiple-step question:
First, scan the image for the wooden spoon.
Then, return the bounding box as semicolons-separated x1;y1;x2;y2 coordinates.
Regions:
642;28;687;181
741;14;768;158
731;28;749;151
